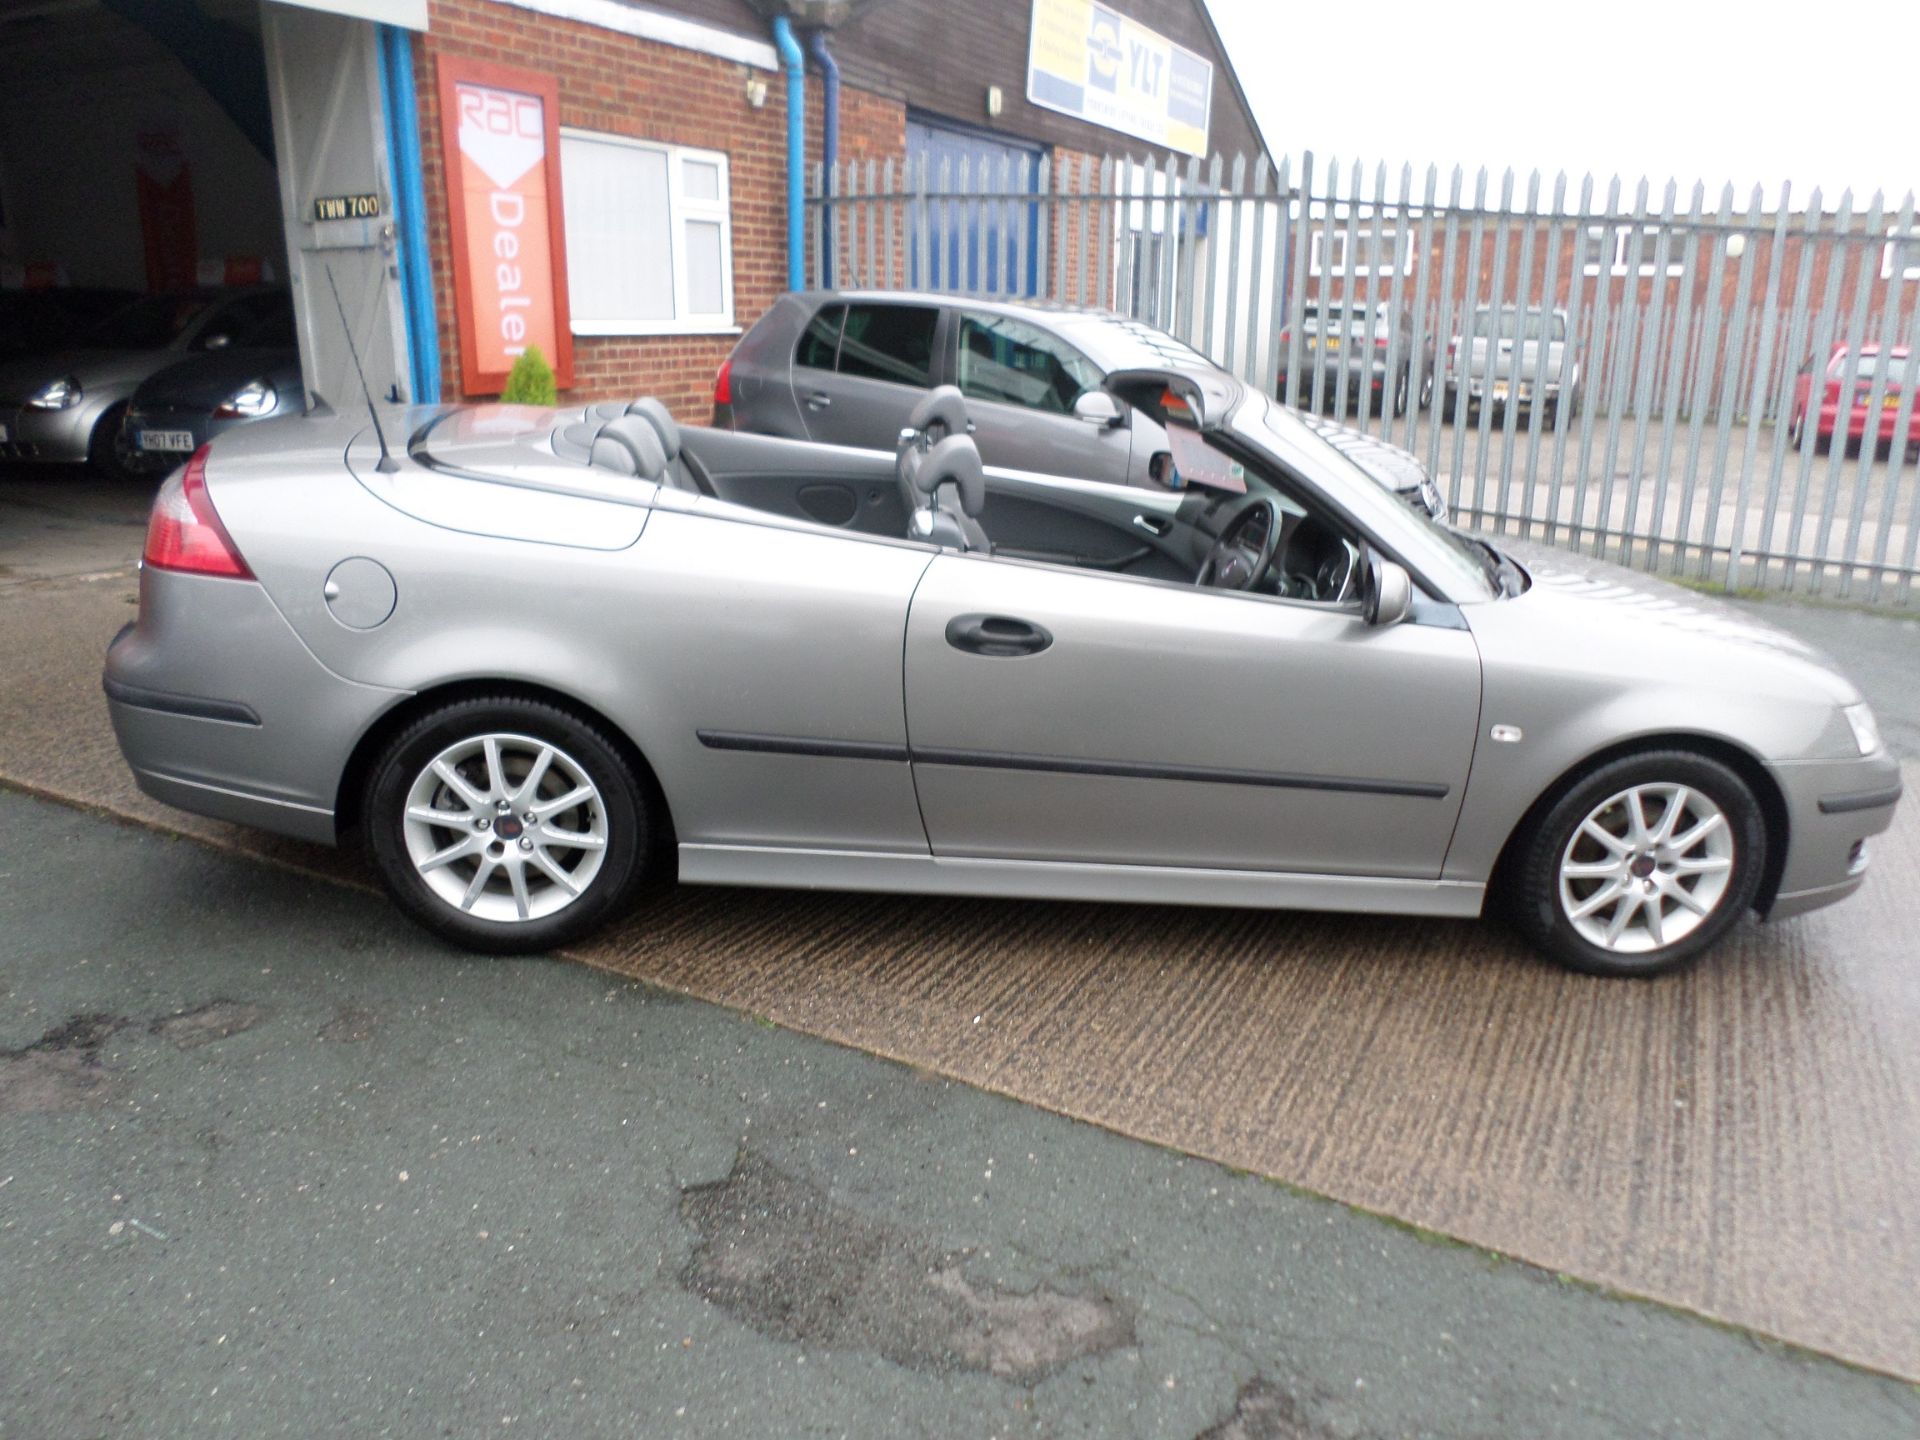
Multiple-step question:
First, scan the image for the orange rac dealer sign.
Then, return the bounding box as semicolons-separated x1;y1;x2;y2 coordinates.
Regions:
435;57;573;395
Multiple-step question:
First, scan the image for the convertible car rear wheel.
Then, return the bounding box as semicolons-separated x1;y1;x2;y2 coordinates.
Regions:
364;698;648;954
1510;750;1765;977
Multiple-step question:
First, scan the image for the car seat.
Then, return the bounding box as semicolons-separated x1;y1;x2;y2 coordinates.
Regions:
625;396;710;493
896;385;988;553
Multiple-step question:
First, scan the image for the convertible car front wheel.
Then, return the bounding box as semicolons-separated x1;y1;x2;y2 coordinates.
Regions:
1510;750;1766;977
364;697;649;954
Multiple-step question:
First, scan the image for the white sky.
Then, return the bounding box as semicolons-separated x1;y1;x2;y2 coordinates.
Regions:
1201;0;1920;212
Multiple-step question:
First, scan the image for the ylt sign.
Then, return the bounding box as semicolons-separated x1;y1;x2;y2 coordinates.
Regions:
437;58;572;394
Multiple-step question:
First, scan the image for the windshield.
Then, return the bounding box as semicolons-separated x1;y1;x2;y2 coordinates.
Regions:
1471;309;1566;342
1302;305;1380;334
79;291;212;349
1839;349;1916;382
1251;399;1497;601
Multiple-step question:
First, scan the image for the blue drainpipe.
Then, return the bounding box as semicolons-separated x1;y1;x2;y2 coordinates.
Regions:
807;29;840;288
376;24;440;405
771;15;807;292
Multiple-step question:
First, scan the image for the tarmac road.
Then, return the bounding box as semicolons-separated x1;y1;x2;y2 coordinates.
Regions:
4;788;1918;1439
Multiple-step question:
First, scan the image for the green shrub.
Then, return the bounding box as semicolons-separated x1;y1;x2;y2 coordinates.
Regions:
500;345;558;406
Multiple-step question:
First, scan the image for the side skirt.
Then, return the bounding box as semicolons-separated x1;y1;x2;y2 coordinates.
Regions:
677;844;1487;918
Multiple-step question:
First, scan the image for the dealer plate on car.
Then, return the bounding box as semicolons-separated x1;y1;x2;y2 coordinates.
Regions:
138;429;196;453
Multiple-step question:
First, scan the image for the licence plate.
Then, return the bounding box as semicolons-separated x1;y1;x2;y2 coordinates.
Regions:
1885;394;1902;409
1492;382;1510;401
1322;335;1341;350
0;422;10;442
138;429;196;453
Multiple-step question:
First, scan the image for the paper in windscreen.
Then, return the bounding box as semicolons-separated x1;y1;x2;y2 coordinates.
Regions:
1166;424;1248;494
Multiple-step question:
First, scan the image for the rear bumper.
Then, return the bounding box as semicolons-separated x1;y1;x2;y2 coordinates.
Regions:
104;569;409;846
1831;406;1920;443
1763;752;1903;920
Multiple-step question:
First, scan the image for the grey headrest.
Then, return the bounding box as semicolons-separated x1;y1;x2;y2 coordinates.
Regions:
908;384;968;439
913;433;985;517
626;397;680;461
588;414;667;481
590;401;628;423
550;420;599;462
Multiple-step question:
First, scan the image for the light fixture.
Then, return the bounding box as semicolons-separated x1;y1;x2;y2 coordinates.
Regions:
985;85;1003;119
746;76;768;109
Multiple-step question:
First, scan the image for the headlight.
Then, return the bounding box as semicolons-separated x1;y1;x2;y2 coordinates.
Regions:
26;376;81;410
1843;702;1882;756
213;380;276;420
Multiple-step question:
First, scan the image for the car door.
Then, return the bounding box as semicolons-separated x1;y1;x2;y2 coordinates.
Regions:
902;555;1481;879
951;309;1135;486
790;300;944;450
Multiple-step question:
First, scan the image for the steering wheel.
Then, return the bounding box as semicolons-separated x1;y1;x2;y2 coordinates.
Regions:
1196;496;1284;591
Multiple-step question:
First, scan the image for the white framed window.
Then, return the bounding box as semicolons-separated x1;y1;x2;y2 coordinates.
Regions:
1582;223;1685;278
559;128;735;335
1308;227;1410;277
1882;226;1920;281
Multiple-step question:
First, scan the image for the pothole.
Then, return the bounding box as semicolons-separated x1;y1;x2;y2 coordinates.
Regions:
0;1012;126;1115
149;1000;273;1050
1197;1379;1367;1440
679;1151;1132;1381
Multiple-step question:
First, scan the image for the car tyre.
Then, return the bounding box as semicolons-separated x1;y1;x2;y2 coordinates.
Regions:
88;402;142;482
1508;749;1766;978
364;696;650;954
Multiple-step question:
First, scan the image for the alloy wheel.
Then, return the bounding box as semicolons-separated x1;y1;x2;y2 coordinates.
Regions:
400;732;609;923
1556;783;1734;954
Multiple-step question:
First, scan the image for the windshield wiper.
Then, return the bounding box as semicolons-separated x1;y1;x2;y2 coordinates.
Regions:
1461;534;1516;597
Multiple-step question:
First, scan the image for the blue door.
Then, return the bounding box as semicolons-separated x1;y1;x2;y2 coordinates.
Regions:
907;116;1045;296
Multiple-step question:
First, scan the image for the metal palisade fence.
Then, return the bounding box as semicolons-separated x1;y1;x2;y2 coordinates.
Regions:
808;151;1920;606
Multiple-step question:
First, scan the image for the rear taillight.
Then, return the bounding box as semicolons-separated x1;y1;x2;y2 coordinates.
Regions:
143;446;253;580
713;357;733;406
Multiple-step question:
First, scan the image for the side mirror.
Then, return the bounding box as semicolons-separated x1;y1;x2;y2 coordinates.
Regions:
1072;390;1124;428
1362;551;1413;628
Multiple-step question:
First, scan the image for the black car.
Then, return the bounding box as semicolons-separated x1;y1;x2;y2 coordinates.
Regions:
121;302;303;472
1276;303;1436;418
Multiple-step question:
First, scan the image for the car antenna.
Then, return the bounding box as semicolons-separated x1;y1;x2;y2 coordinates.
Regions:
322;262;401;473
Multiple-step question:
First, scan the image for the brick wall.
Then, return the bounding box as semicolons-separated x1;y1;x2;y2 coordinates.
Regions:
415;0;800;417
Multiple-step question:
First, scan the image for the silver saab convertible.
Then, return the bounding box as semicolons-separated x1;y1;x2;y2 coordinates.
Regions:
104;366;1900;976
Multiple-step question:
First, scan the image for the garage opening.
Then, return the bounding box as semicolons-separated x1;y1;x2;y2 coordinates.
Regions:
0;0;421;486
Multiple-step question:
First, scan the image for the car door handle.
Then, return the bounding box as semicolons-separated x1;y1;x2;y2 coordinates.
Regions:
944;613;1053;657
805;390;832;410
1132;513;1170;536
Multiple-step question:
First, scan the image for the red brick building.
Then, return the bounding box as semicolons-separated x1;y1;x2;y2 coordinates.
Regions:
407;0;1270;414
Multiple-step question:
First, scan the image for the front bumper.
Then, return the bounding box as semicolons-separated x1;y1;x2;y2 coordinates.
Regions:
121;405;261;473
1449;378;1563;408
1764;751;1903;920
104;567;408;845
0;397;99;463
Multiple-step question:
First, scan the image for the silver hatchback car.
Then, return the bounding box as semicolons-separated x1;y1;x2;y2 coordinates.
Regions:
105;366;1898;977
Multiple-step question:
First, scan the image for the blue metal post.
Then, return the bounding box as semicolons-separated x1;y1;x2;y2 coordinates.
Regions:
807;29;839;288
771;16;806;292
377;23;440;405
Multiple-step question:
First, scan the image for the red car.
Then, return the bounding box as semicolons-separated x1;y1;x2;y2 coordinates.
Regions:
1790;343;1920;451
